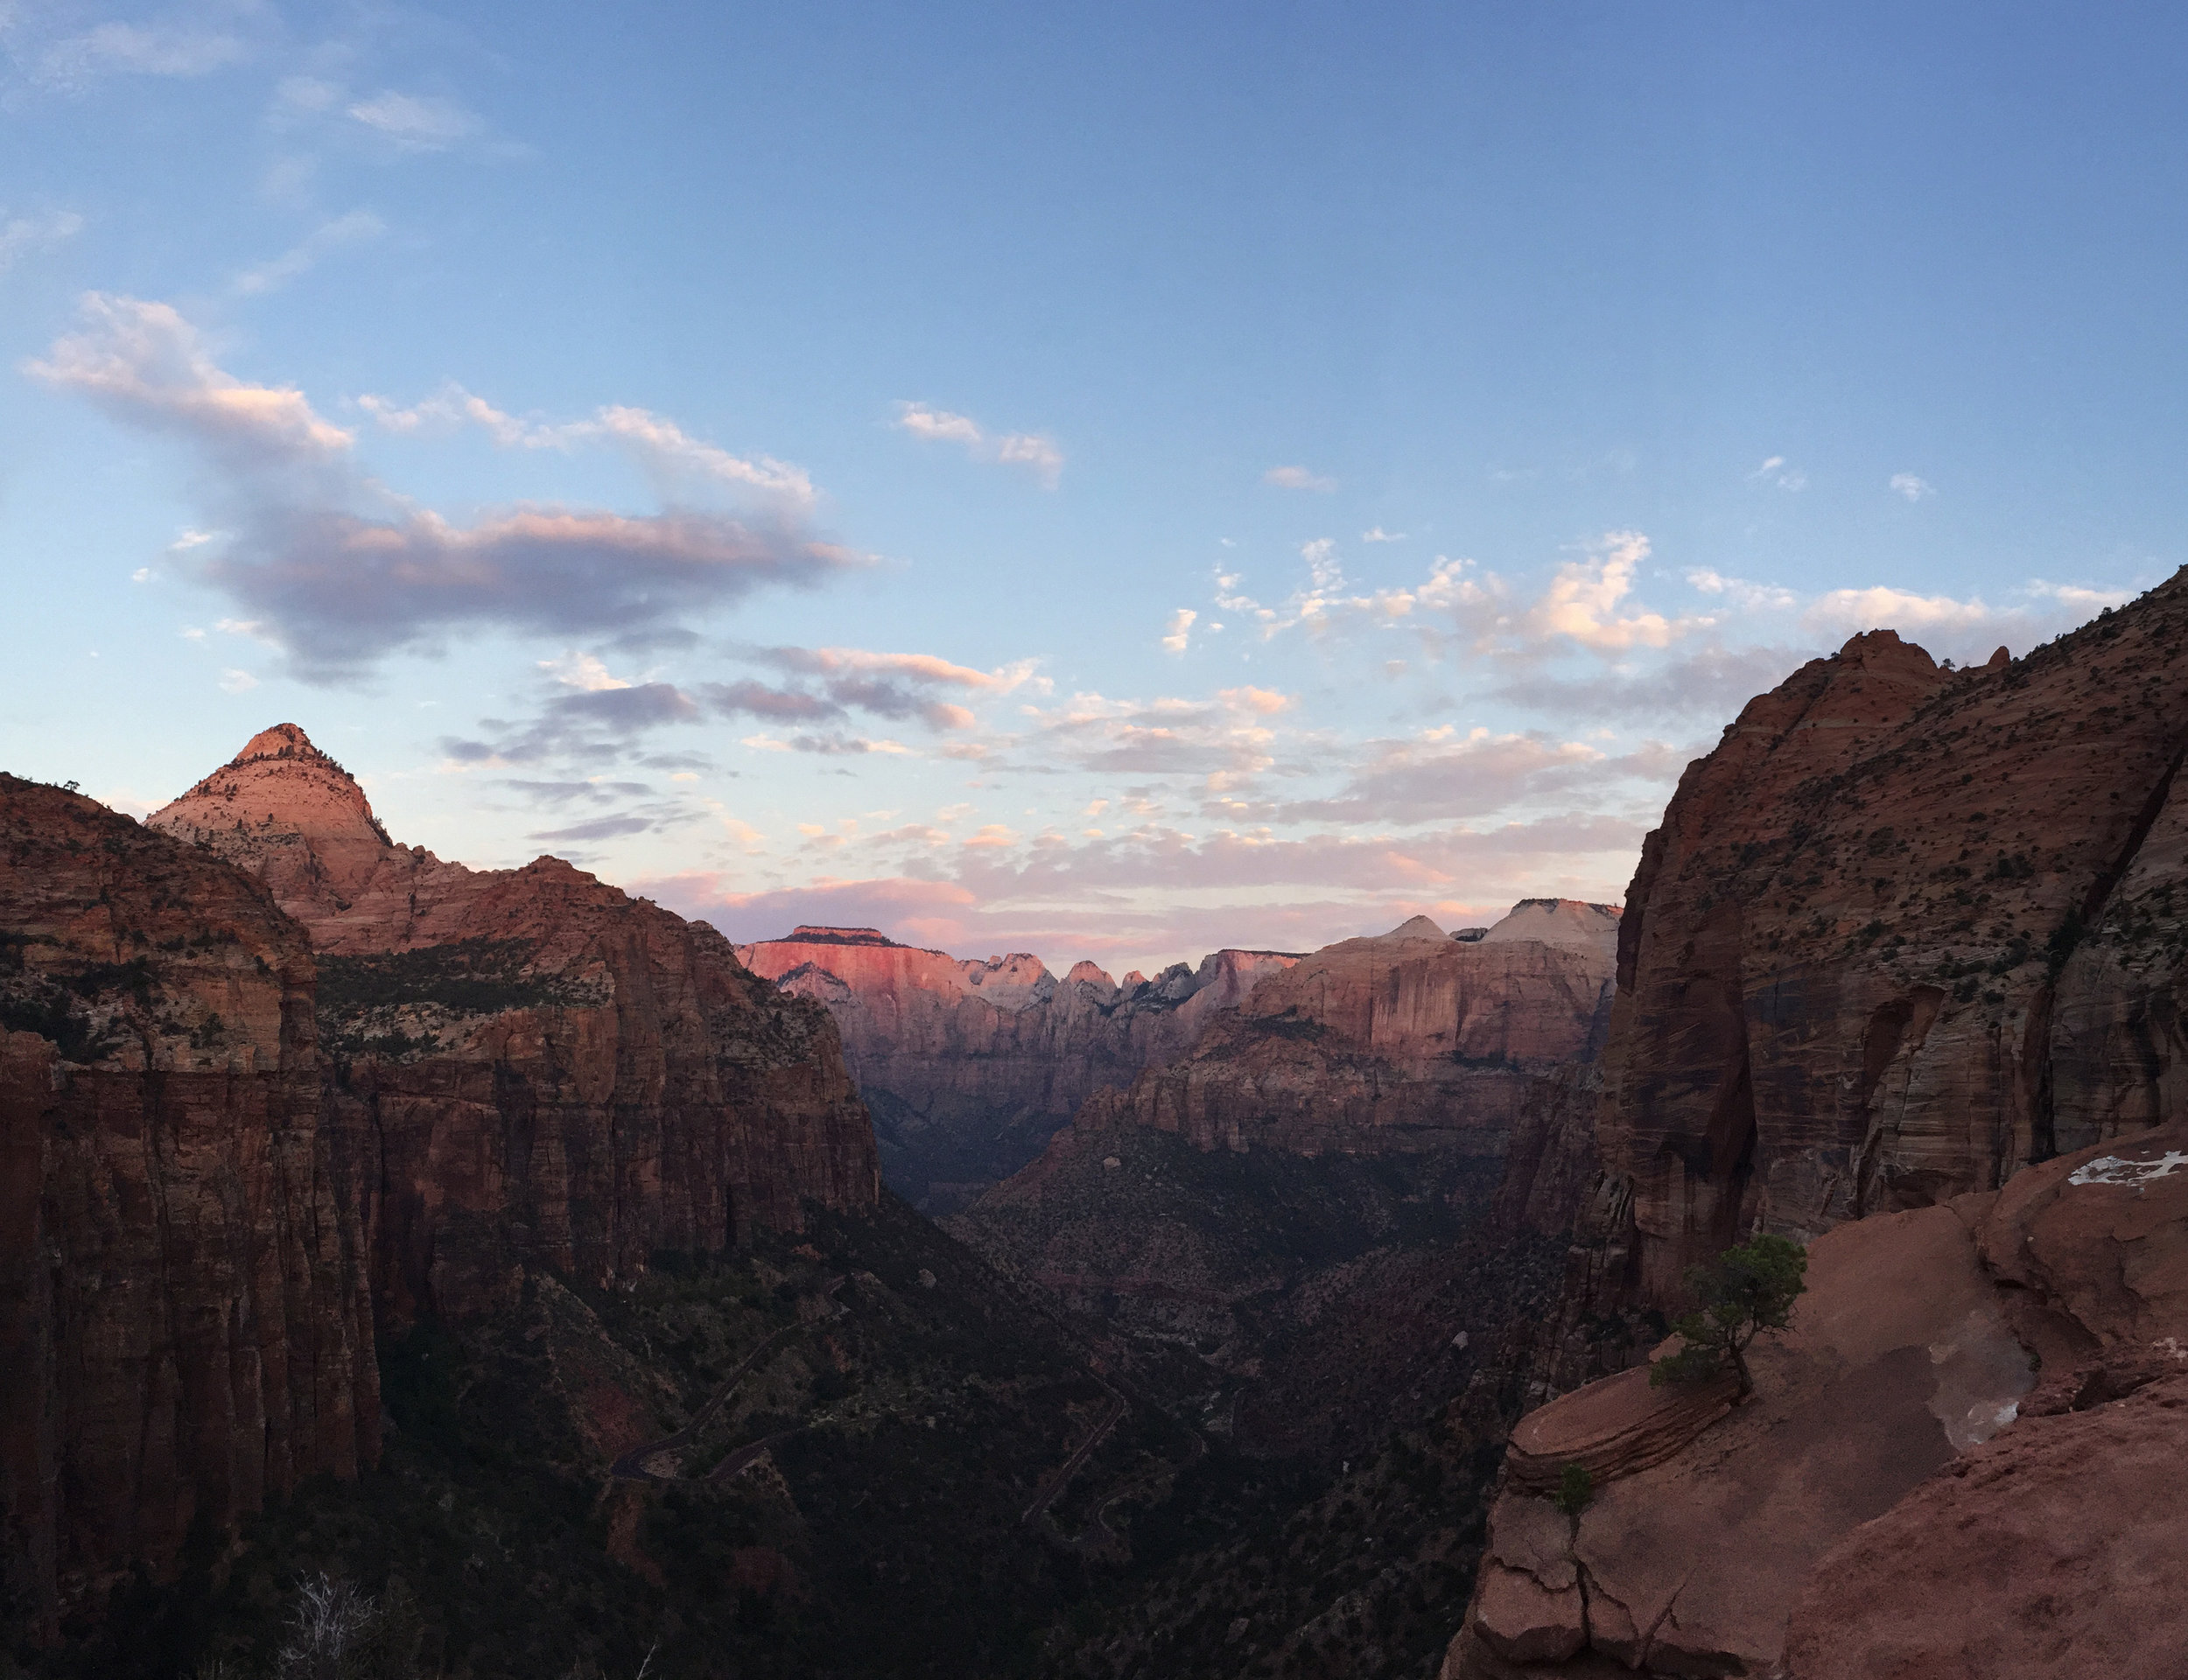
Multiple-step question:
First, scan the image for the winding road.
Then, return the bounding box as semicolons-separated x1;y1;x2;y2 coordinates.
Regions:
609;1277;845;1485
1020;1373;1126;1526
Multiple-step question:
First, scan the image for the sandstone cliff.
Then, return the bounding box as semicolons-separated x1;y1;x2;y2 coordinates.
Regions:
0;775;377;1635
1585;577;2188;1303
150;726;880;1320
1448;573;2188;1676
1048;901;1617;1158
733;925;1301;1209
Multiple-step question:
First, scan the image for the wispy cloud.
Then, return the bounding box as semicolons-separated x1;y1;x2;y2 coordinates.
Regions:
1802;578;2131;661
439;640;1017;772
1490;643;1809;721
1890;472;1934;502
0;207;83;272
894;401;1062;487
1161;607;1196;654
1362;526;1406;542
234;209;385;296
1686;568;1799;612
1264;464;1336;492
28;293;355;464
1518;532;1709;653
34;20;248;88
362;383;817;505
1750;454;1806;491
346;91;483;153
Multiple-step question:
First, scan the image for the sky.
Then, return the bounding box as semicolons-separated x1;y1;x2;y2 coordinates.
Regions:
0;2;2175;976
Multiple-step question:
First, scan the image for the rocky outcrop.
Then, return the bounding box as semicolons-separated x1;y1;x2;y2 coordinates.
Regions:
1054;904;1618;1158
150;727;879;1321
1781;1369;2188;1680
733;925;1301;1209
1446;1118;2188;1679
1584;576;2188;1303
0;775;377;1635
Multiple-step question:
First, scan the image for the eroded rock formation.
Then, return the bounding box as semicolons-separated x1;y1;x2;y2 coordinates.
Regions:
1050;902;1618;1158
150;726;879;1320
0;775;377;1634
733;924;1301;1208
0;728;881;1628
1447;1121;2188;1679
1588;578;2188;1302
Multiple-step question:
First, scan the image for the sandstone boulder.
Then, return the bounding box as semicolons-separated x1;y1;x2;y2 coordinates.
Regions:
1448;1118;2188;1677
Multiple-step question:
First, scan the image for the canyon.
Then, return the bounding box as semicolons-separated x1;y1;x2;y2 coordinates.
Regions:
733;924;1301;1210
948;901;1619;1399
10;569;2188;1677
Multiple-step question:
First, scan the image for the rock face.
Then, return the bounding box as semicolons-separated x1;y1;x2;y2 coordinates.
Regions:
1056;903;1618;1158
1446;573;2188;1679
1588;577;2188;1303
0;775;377;1635
733;924;1301;1209
1781;1371;2188;1680
150;726;879;1321
1447;1119;2188;1679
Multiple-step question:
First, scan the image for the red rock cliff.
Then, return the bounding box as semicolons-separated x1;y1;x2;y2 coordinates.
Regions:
1445;576;2188;1677
0;775;377;1634
150;727;878;1322
1591;575;2188;1301
1054;902;1619;1159
733;924;1301;1208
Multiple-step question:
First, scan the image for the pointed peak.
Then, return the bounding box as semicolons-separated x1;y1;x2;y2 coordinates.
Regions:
1384;914;1448;941
235;723;330;764
151;723;388;850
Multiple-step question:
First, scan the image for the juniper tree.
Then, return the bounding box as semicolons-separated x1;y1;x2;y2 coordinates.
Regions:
1648;1233;1807;1400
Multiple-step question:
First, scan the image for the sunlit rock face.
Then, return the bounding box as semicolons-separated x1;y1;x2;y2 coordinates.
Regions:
733;925;1302;1208
953;903;1617;1310
1587;572;2188;1302
1;774;378;1634
1050;902;1619;1158
150;727;879;1322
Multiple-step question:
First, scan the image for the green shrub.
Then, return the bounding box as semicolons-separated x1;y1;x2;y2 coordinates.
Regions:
1551;1463;1592;1517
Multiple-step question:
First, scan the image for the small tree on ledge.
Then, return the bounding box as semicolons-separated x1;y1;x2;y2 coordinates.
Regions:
1649;1233;1807;1400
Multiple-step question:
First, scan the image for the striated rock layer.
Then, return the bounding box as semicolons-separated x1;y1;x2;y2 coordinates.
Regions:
150;726;879;1321
1056;902;1619;1159
1579;574;2188;1305
734;924;1301;1208
0;776;377;1635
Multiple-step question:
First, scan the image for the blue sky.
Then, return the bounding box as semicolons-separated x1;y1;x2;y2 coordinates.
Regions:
0;2;2171;971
